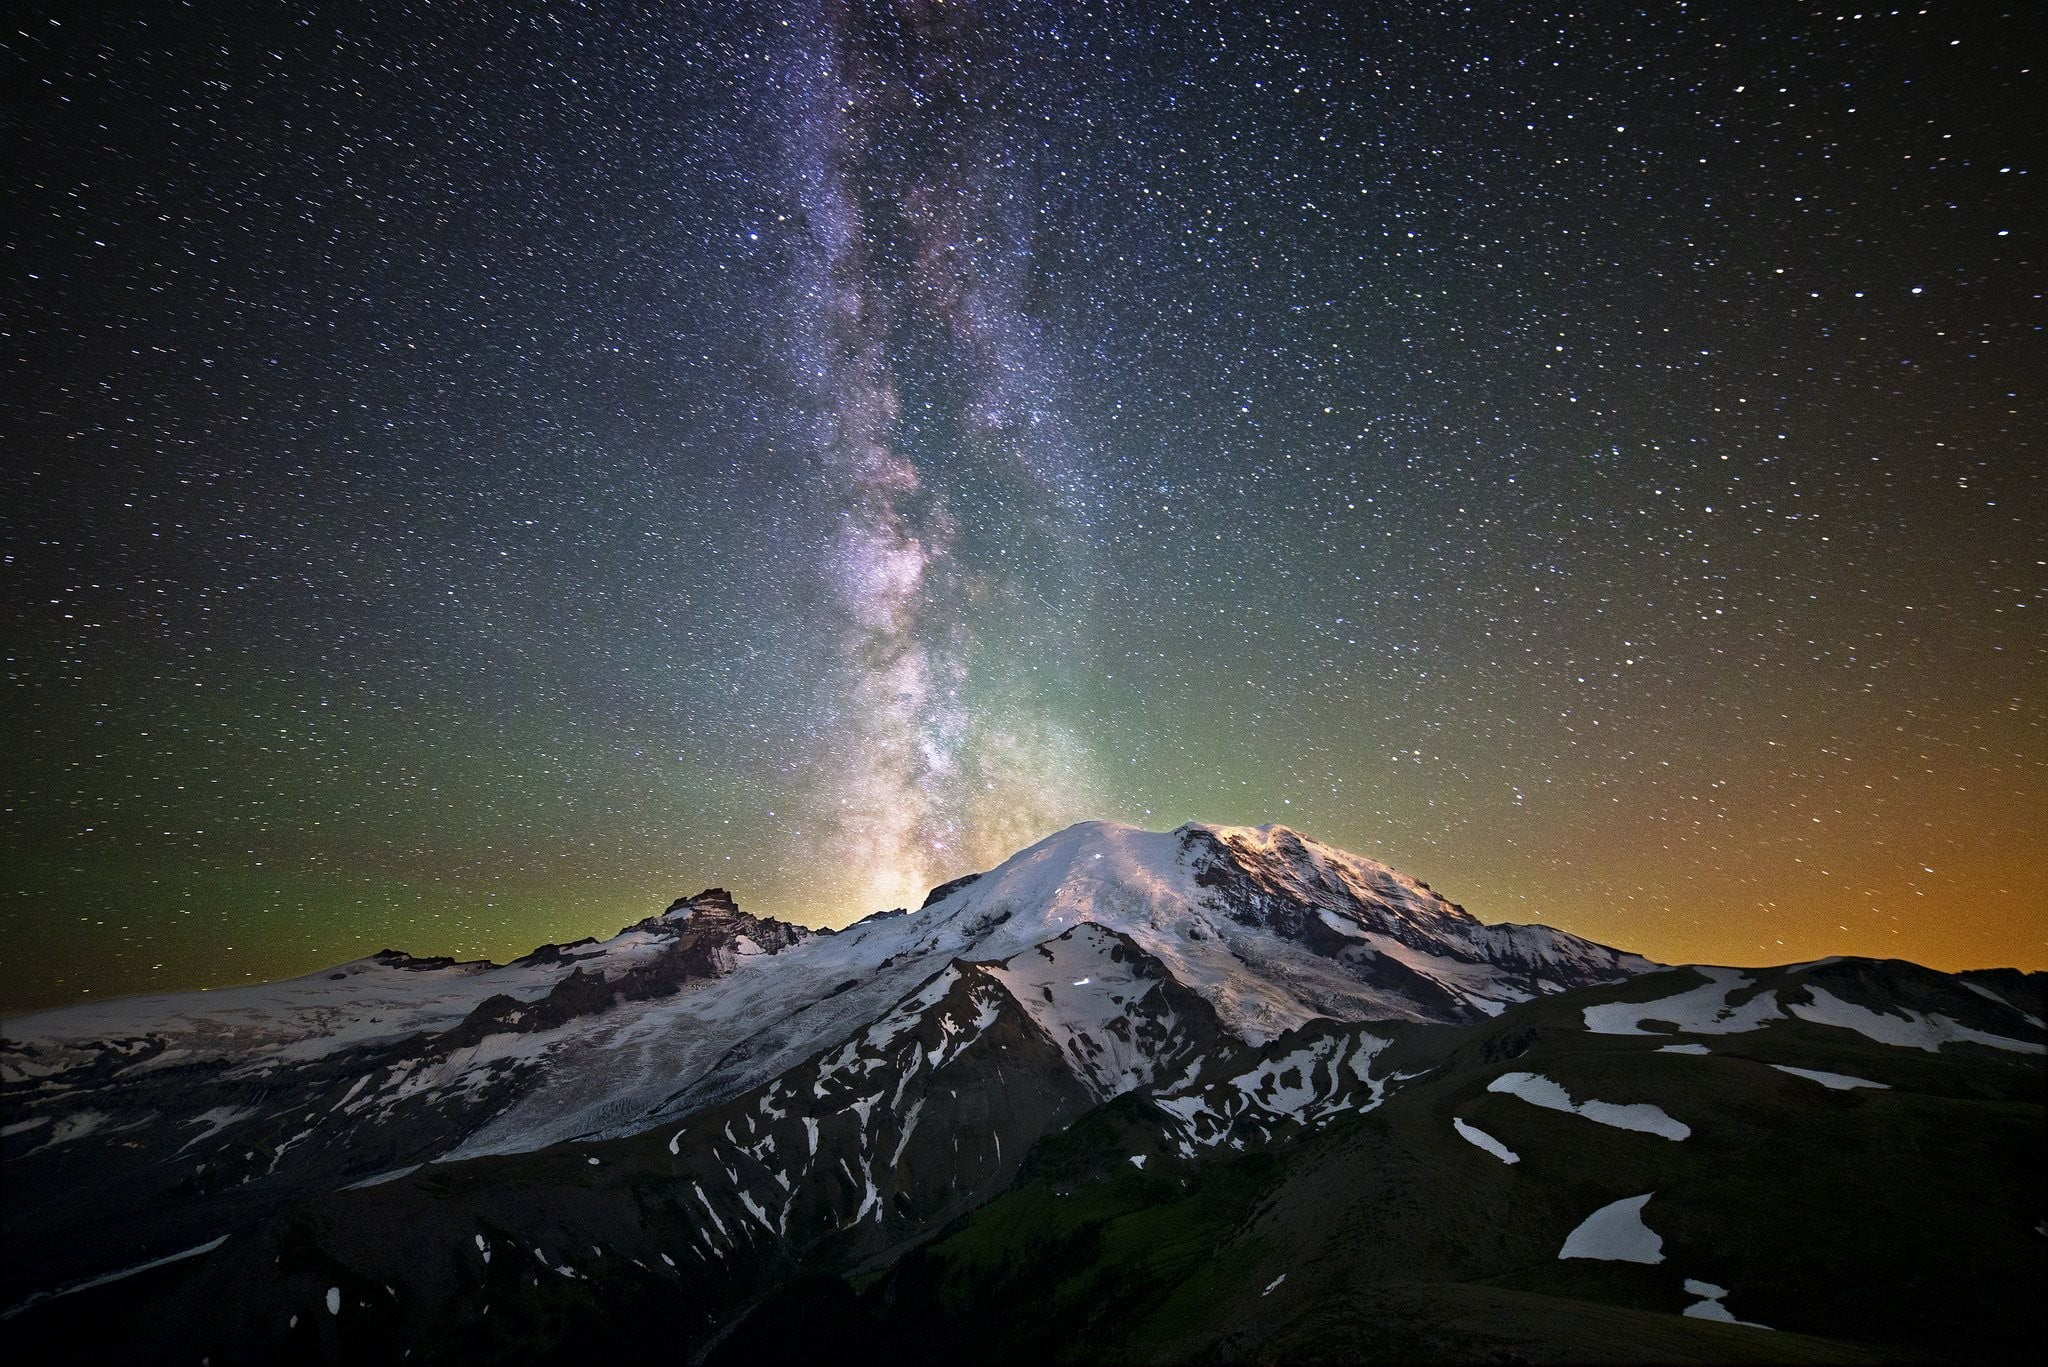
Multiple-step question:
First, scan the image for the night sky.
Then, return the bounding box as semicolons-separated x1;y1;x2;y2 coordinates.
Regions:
6;1;2043;1012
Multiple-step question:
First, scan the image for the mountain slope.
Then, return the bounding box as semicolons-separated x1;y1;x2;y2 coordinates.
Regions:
715;957;2048;1366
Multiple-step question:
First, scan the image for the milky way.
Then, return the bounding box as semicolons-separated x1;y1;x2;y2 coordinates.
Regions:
778;3;1096;910
5;0;2043;1009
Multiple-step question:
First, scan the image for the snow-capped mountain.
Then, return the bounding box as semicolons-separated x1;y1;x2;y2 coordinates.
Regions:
4;819;1646;1156
10;818;2038;1366
0;820;1643;1314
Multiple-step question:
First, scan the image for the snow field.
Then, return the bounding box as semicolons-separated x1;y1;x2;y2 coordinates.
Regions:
1786;987;2043;1055
1582;968;1780;1037
1487;1071;1690;1140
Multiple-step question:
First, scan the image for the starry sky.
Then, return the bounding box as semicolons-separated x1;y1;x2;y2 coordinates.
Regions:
6;0;2043;1012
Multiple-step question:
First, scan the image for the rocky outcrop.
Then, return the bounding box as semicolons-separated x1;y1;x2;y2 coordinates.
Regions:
441;899;816;1050
920;872;984;908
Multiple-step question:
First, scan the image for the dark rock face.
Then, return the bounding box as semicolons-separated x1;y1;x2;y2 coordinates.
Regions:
437;968;612;1050
664;887;739;917
1182;824;1465;951
619;905;812;995
506;938;600;967
919;871;984;908
1960;967;2047;1022
1184;825;1404;952
369;949;481;972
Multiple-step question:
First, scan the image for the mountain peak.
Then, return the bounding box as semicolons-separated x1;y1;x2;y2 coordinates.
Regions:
662;887;739;919
899;817;1645;1041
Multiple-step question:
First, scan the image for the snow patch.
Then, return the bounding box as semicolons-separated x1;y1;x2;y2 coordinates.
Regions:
1583;968;1781;1037
1788;987;2044;1055
28;1108;112;1151
1452;1116;1519;1164
1769;1064;1888;1091
341;1164;422;1191
177;1105;258;1150
1488;1071;1690;1140
1682;1278;1772;1329
1559;1194;1663;1264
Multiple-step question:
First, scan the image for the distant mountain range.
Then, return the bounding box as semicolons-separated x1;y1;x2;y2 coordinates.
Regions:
5;821;2042;1364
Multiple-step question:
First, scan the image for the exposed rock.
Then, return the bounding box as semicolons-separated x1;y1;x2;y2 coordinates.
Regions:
920;872;984;908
